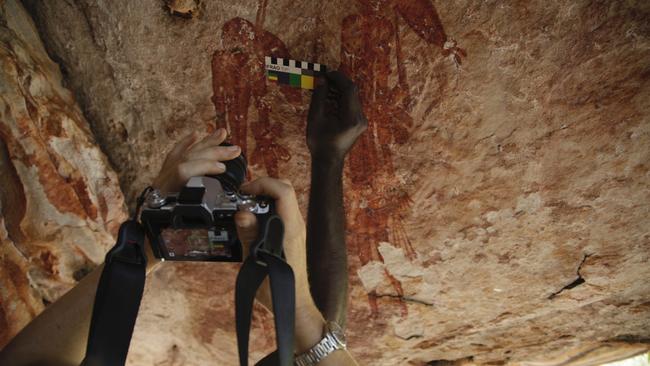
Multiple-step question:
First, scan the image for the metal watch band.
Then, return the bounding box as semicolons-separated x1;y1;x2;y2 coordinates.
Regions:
294;325;345;366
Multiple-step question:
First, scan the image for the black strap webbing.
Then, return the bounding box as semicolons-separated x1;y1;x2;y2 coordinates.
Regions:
81;219;147;366
236;212;295;366
82;194;294;366
236;254;295;366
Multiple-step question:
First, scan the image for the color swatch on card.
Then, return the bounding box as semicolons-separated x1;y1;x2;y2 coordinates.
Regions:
265;57;327;90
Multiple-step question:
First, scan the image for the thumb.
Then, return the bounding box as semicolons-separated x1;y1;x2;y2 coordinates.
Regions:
235;210;258;257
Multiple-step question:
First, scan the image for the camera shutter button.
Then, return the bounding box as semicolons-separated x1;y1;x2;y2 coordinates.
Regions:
239;199;256;212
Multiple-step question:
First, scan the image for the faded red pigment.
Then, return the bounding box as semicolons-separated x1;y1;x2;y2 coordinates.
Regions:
341;0;463;315
211;0;463;315
211;0;300;178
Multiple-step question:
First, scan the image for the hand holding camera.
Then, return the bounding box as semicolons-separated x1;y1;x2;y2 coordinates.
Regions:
152;128;241;196
234;177;309;311
145;129;310;311
144;130;271;262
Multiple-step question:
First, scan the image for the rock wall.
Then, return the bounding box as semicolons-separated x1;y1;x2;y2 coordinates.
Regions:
3;0;650;365
0;0;127;348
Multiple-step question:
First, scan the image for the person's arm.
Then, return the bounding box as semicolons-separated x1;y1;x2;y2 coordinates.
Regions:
235;177;360;365
0;261;101;366
0;129;241;366
293;301;359;365
305;71;367;327
0;245;160;366
307;153;347;327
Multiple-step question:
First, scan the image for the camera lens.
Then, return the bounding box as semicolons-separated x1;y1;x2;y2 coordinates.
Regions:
211;142;247;191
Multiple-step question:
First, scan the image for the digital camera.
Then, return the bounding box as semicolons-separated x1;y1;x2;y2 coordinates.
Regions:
140;143;272;262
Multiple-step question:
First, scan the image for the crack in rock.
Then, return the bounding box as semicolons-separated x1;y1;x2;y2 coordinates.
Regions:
374;293;434;307
548;253;591;300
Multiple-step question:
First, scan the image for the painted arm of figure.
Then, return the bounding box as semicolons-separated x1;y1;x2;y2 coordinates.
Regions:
393;0;466;64
306;71;368;328
0;130;242;366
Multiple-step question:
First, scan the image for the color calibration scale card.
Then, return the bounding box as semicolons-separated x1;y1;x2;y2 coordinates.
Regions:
265;56;327;90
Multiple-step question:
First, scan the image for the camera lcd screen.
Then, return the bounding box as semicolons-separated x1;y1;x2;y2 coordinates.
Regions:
160;228;232;259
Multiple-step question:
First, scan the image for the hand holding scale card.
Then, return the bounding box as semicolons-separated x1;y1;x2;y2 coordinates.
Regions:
265;56;327;90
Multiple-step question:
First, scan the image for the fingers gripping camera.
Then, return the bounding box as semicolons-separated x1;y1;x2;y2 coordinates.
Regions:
140;145;273;262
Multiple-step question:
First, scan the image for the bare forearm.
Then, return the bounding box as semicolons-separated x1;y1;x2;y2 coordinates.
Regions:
0;264;101;366
306;154;348;327
0;242;160;366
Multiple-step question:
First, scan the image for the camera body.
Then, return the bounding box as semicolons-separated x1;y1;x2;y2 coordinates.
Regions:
141;145;272;262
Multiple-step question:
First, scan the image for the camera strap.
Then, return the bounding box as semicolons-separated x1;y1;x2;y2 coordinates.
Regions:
82;189;295;366
235;210;296;366
81;188;150;366
81;219;147;366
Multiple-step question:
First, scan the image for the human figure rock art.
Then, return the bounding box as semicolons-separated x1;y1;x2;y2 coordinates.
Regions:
341;0;465;313
211;0;300;177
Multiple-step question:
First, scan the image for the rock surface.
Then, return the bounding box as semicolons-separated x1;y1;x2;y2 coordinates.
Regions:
0;0;126;347
2;0;649;364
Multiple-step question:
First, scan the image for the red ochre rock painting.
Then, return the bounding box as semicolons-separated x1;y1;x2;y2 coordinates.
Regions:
211;0;301;178
211;0;464;316
17;0;650;363
341;0;463;316
0;1;127;347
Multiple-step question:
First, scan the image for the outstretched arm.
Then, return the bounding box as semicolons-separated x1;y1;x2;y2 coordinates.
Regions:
0;250;160;366
0;262;101;366
305;71;367;328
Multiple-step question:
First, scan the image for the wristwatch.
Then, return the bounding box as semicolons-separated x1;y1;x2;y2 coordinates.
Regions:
295;321;347;366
